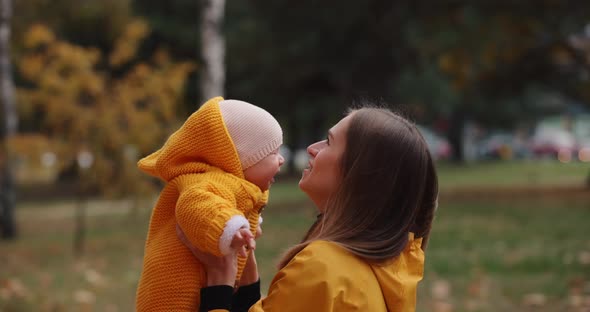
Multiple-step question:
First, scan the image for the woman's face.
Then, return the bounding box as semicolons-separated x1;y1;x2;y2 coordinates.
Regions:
299;113;354;210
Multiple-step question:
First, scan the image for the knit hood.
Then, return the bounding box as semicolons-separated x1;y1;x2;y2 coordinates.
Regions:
370;233;425;311
138;96;243;182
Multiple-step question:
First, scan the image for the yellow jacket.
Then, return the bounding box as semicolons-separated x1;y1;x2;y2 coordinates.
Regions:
135;97;267;311
248;233;424;312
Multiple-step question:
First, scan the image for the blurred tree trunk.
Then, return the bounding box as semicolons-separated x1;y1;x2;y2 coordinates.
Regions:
448;105;466;164
200;0;225;101
0;0;17;239
73;185;87;256
286;105;297;175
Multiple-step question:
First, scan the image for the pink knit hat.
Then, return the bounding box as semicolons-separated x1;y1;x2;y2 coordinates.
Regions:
219;99;283;170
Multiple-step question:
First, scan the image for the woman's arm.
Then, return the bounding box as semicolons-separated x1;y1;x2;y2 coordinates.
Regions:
198;252;261;312
177;225;261;312
237;238;260;286
202;233;261;312
232;251;261;311
199;254;261;312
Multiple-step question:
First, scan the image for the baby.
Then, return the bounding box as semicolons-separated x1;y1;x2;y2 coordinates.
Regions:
135;97;284;311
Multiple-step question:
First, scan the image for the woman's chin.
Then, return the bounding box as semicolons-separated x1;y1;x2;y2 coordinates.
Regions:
300;169;315;191
298;177;306;191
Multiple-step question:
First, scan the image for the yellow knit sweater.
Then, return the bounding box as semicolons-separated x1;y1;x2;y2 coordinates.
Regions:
135;97;268;311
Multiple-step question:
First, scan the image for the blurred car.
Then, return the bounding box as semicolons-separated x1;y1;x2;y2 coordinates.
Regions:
477;131;531;160
531;127;576;161
573;114;590;162
416;125;452;161
577;140;590;162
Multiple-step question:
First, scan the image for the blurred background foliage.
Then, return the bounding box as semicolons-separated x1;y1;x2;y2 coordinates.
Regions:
16;21;194;195
8;0;590;186
13;1;195;196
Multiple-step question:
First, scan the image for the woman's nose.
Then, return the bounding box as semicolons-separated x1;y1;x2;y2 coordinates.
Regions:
307;141;321;157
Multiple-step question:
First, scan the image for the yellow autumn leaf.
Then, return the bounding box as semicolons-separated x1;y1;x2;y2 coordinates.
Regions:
23;24;55;48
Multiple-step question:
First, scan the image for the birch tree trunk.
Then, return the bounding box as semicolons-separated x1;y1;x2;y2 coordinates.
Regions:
200;0;226;102
0;0;17;239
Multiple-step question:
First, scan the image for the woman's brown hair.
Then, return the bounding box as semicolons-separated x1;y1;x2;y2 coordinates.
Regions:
278;106;438;268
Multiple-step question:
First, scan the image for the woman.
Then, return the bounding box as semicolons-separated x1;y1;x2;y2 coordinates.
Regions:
182;106;439;312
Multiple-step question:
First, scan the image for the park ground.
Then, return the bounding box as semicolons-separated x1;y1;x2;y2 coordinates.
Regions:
1;161;589;311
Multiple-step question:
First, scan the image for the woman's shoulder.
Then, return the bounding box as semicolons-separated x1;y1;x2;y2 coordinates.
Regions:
304;240;351;256
302;240;349;257
276;240;386;310
295;240;373;274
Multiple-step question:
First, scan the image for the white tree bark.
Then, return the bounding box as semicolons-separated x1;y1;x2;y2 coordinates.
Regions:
200;0;226;102
0;0;17;239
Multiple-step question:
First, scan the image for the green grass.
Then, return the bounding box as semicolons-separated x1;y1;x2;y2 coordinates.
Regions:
436;160;588;190
273;160;590;201
1;161;590;311
267;176;308;203
419;198;590;311
265;194;590;312
0;202;149;312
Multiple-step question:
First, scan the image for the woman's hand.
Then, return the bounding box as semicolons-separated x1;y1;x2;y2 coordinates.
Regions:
176;224;238;287
238;250;259;286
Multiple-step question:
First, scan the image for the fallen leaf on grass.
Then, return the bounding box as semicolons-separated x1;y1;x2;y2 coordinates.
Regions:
467;276;490;299
522;293;546;307
105;303;119;312
570;277;585;291
0;287;10;300
578;251;590;265
569;294;583;308
73;289;96;304
432;300;454;312
38;272;54;290
85;268;107;287
0;278;30;299
503;250;524;265
431;279;452;300
464;298;482;311
73;260;88;273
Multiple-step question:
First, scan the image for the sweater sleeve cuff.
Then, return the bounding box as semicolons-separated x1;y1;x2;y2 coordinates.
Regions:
199;285;233;312
232;279;261;312
202;209;243;256
219;215;249;255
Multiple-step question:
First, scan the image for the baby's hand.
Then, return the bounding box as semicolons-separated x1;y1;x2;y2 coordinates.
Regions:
231;228;255;257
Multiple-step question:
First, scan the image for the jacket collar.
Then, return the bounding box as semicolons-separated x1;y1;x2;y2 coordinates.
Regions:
369;232;425;311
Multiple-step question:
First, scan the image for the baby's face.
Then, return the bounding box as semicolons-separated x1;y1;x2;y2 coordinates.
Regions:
243;148;285;191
